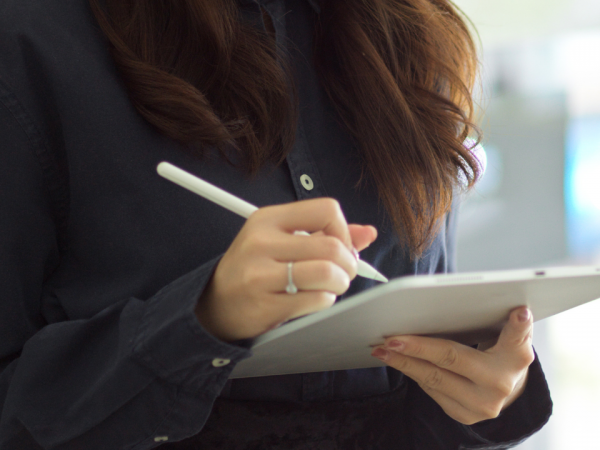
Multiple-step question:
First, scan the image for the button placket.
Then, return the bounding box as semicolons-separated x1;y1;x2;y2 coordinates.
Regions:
286;116;327;200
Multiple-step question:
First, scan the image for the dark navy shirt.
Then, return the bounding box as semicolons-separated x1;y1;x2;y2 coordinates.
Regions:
0;0;551;448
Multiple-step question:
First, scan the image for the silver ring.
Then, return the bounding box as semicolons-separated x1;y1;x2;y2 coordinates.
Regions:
286;261;298;294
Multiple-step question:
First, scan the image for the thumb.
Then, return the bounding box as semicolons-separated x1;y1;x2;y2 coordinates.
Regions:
348;224;377;252
493;307;534;354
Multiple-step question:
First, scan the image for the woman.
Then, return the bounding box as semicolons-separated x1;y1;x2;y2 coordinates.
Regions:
0;0;551;448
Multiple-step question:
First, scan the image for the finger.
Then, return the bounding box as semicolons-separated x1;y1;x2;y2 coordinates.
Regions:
265;234;358;280
348;224;377;252
494;307;533;350
490;307;535;367
258;198;353;250
246;258;351;296
382;335;487;383
371;347;478;407
273;290;338;321
279;260;350;295
299;225;377;252
371;348;505;423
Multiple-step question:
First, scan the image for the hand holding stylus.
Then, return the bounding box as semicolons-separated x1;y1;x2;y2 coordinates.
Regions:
157;162;388;283
197;199;377;340
157;162;383;341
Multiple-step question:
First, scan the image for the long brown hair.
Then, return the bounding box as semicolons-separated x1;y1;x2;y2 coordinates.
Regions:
89;0;480;255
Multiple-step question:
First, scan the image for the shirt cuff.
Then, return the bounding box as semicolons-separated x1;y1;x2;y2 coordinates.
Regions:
130;255;252;395
463;350;553;446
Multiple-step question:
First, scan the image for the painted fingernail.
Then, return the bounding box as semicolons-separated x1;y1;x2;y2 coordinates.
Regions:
518;309;531;322
386;340;406;352
352;247;360;261
371;348;389;361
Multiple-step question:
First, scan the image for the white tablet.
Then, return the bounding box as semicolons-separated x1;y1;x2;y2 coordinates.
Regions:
230;265;600;378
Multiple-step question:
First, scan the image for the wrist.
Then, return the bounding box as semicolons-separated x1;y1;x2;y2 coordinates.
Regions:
195;279;229;342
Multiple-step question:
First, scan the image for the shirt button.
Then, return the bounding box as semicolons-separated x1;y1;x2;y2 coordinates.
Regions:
212;358;231;367
300;174;314;191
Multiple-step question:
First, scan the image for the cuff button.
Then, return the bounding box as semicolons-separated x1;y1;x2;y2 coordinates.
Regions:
212;358;231;368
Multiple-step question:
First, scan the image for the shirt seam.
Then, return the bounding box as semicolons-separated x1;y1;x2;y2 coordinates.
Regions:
0;79;70;254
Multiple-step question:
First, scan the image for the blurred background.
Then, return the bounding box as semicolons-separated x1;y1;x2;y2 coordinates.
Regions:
452;0;600;448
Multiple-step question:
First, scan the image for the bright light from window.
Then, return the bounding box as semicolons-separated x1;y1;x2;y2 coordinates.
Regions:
568;121;600;214
565;116;600;257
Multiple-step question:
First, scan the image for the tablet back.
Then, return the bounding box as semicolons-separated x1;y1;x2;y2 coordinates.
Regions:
230;265;600;378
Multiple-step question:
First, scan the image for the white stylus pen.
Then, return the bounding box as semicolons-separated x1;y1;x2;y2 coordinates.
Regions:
157;162;389;283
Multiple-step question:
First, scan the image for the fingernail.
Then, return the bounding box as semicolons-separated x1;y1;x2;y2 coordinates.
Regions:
386;340;406;352
352;247;360;261
371;348;389;361
518;309;531;323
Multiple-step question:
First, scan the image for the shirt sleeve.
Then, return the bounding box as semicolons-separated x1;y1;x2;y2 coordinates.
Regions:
0;87;251;450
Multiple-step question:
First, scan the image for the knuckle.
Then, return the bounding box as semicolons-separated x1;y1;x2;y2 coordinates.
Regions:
436;346;459;369
316;261;347;290
409;341;425;358
525;350;535;366
484;371;513;396
477;401;502;420
492;378;514;398
322;236;344;260
321;198;342;216
516;330;533;347
315;260;337;281
518;349;535;368
240;267;266;288
392;355;411;373
421;368;444;390
523;343;535;360
495;377;515;399
508;345;535;370
511;327;534;347
313;291;336;310
337;272;351;294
